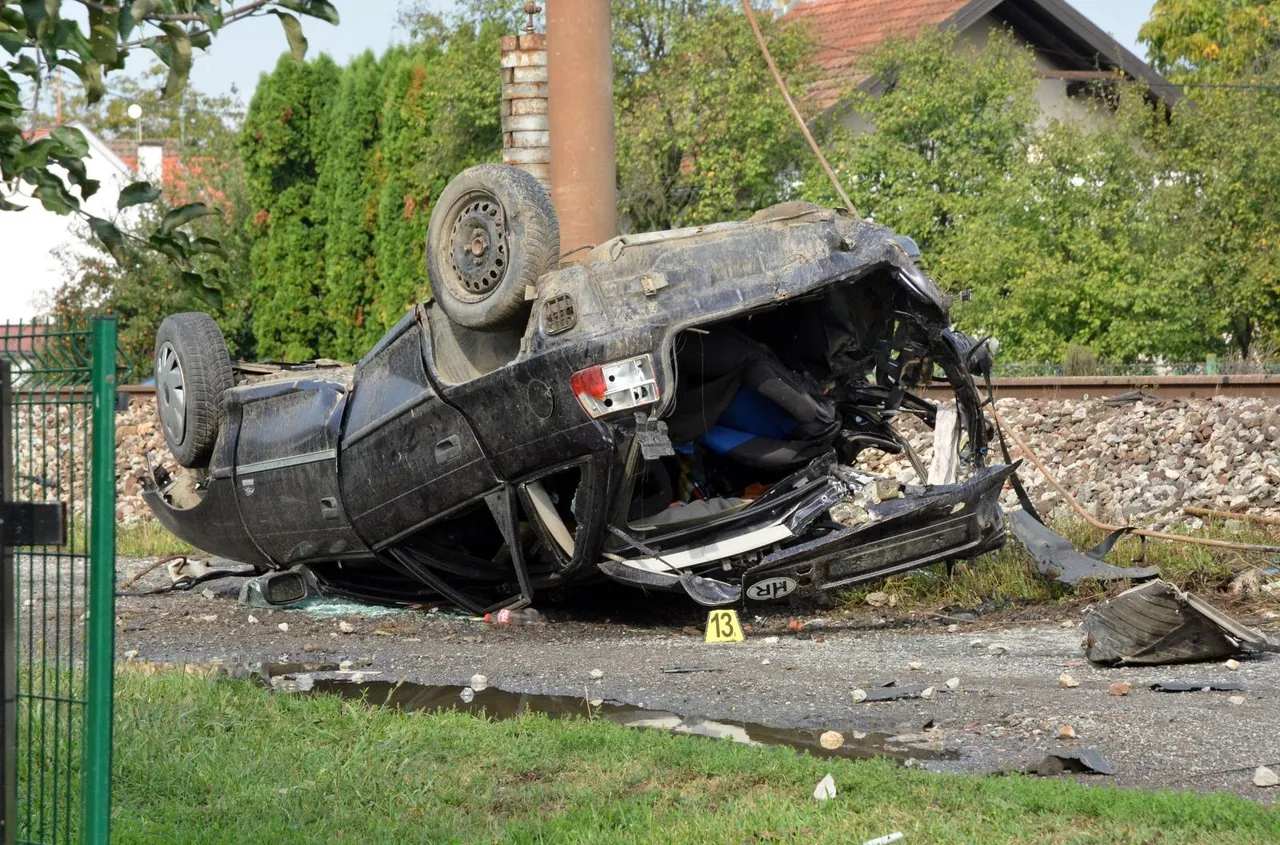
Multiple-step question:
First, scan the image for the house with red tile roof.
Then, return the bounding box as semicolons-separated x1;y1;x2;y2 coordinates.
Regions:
783;0;1179;124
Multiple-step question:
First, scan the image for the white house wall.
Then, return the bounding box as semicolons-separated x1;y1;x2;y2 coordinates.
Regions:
1;125;138;322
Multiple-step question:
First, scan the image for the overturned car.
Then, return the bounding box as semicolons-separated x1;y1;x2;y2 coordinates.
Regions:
143;164;1011;613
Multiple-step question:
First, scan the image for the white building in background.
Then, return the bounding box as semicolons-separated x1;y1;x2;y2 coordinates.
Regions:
0;123;159;323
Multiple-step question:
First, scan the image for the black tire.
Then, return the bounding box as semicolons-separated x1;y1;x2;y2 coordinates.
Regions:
154;312;234;468
426;164;560;331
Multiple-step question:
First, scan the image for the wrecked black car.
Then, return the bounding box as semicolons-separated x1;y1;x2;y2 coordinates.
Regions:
143;164;1012;613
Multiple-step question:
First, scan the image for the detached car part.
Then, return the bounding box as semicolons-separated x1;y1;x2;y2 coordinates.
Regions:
144;166;1030;613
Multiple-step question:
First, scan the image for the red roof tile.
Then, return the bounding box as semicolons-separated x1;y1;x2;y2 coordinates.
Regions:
785;0;972;109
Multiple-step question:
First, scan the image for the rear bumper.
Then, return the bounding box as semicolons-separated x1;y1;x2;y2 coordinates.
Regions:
742;464;1012;600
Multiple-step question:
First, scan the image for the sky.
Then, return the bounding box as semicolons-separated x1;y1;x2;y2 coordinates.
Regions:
183;0;1159;103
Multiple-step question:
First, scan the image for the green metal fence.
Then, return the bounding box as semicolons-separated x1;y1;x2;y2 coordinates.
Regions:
0;318;120;845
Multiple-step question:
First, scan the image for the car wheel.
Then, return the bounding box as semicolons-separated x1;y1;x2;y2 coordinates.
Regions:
154;312;234;468
427;164;560;332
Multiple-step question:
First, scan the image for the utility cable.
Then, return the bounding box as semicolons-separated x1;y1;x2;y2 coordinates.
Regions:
993;407;1280;554
740;0;858;218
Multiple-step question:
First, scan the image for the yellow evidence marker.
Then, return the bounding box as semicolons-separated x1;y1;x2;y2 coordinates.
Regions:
705;609;744;643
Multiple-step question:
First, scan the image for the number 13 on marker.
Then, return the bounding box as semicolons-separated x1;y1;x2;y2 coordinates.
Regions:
705;609;744;643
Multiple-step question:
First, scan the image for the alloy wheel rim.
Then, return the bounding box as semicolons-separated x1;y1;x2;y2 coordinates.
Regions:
156;341;186;445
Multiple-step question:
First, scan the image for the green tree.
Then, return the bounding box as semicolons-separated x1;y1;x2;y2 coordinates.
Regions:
803;30;1039;251
46;121;257;366
315;51;384;359
615;1;812;232
369;19;503;332
239;53;339;360
1140;0;1280;80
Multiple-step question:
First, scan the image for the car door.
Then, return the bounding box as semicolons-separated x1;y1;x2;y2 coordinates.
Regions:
232;373;365;565
338;309;498;548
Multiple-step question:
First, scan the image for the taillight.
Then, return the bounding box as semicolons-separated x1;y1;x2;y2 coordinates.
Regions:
572;355;659;418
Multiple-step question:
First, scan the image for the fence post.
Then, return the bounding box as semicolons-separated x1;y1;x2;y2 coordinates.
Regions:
0;359;14;845
81;318;117;844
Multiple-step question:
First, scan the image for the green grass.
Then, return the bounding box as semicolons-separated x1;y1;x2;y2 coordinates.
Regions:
839;517;1280;611
115;519;193;558
109;670;1280;844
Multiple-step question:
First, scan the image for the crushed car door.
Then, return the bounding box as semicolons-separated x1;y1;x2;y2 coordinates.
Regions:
339;309;498;548
232;373;365;566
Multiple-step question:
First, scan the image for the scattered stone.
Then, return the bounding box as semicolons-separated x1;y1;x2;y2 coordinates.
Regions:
908;661;922;671
277;622;289;633
199;614;217;623
920;686;936;700
946;624;959;633
247;615;259;624
338;621;356;634
1225;659;1241;671
946;677;961;690
1059;620;1075;629
470;674;488;692
851;731;868;740
1229;695;1246;706
1253;766;1279;788
1108;682;1132;697
1059;673;1080;689
123;649;139;662
1057;725;1077;739
987;643;1008;657
338;660;354;671
819;731;844;750
459;687;475;703
865;592;889;608
969;640;986;649
761;659;771;665
763;636;780;644
813;774;837;801
589;669;604;680
852;689;868;703
200;588;216;600
302;643;317;653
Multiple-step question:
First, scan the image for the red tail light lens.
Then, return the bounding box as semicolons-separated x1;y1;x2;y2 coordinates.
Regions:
570;366;607;400
571;355;659;418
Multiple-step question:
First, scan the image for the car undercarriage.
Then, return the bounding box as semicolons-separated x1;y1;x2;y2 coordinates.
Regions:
142;170;1026;614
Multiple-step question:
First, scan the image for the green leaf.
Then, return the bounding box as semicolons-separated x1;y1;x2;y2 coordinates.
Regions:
82;59;105;103
88;215;128;263
271;11;307;62
160;23;191;98
0;29;26;55
147;232;185;261
131;0;163;24
159;201;216;234
191;236;226;259
277;0;340;26
89;20;118;66
49;125;88;157
29;168;80;215
117;1;135;40
182;270;225;309
118;181;162;210
7;53;37;78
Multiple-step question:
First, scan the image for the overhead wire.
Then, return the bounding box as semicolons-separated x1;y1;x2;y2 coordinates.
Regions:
739;0;858;218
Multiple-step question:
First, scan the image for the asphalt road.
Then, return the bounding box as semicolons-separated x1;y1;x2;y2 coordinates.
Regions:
104;563;1280;801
